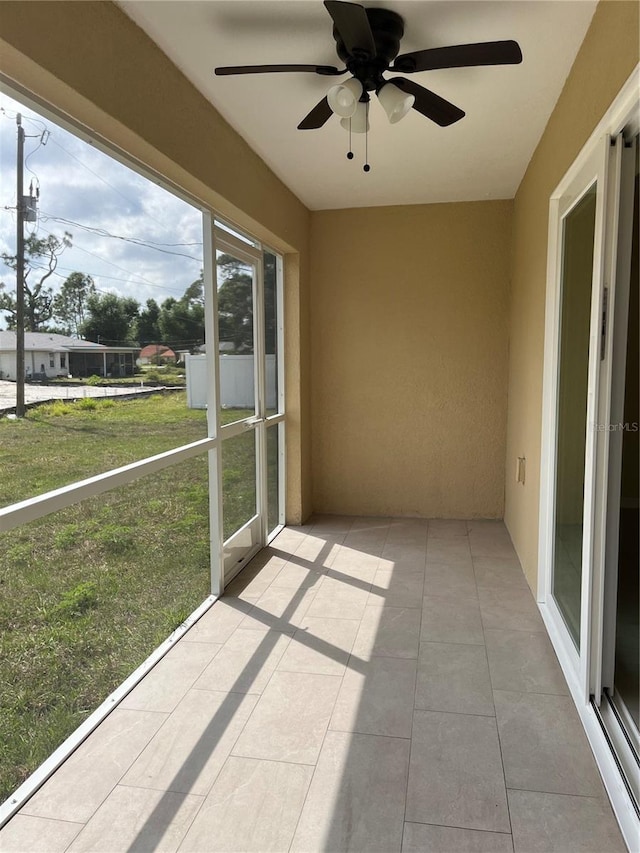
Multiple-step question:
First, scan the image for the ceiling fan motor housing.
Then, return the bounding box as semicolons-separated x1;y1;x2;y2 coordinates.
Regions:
334;8;404;92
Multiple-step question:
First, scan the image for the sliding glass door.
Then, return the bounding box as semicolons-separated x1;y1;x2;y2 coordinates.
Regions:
540;114;639;839
598;135;639;801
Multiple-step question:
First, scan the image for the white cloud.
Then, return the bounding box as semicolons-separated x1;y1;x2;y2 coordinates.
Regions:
0;91;203;323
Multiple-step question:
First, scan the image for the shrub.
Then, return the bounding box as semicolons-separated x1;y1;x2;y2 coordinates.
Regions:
30;401;74;418
85;375;103;386
77;398;97;411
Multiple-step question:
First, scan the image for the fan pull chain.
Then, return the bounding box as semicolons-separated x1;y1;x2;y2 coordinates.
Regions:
346;118;354;160
363;101;370;173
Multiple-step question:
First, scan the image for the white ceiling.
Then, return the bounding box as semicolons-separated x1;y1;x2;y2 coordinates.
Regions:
120;0;597;211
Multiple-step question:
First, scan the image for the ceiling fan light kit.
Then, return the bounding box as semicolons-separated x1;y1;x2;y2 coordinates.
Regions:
378;82;415;124
340;99;369;133
327;77;363;117
214;0;523;173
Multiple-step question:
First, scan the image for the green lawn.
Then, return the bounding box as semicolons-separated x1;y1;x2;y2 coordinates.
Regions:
0;394;257;803
0;393;209;508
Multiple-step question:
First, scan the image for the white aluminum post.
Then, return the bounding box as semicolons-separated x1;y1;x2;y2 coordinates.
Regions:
203;212;224;597
254;251;268;544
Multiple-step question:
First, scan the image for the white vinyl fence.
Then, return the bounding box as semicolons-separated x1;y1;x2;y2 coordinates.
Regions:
186;354;276;410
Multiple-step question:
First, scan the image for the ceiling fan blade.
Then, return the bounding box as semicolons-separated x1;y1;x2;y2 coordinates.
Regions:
215;64;345;76
392;40;523;73
324;1;376;58
298;96;333;130
389;77;465;127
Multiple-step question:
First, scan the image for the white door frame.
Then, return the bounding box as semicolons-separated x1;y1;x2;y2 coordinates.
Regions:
538;136;608;697
212;227;286;584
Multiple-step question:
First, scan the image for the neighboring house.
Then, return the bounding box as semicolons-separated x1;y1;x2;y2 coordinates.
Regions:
0;332;139;379
138;343;177;365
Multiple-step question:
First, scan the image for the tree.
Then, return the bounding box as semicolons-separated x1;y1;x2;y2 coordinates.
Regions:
157;274;205;349
0;231;72;331
183;278;204;306
52;271;95;336
217;254;253;352
263;251;277;355
80;293;139;345
136;298;162;344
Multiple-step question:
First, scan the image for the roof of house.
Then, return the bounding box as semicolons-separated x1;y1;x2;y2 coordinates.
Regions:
0;331;138;353
139;344;176;359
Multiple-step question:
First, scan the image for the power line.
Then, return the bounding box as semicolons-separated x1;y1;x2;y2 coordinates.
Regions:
3;229;196;296
0;108;45;210
39;214;202;248
0;102;209;337
25;262;184;298
21;263;207;330
39;213;202;260
36;227;180;292
47;135;151;218
15;268;207;335
23;130;49;187
2;101;200;241
98;337;204;346
46;136;195;237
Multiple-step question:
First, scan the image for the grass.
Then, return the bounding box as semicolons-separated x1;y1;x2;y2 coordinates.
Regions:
0;393;208;507
0;394;259;803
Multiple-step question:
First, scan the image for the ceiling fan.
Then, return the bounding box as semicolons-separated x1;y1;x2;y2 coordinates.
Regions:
215;0;522;133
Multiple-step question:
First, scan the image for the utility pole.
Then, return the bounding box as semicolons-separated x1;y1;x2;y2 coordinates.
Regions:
15;114;25;418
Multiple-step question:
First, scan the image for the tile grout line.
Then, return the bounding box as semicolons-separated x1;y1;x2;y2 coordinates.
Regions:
403;816;514;835
401;518;429;846
285;515;362;852
505;784;616;800
351;517;419;853
4;813;86;853
476;525;514;842
19;705;173;832
412;706;497;719
325;728;413;742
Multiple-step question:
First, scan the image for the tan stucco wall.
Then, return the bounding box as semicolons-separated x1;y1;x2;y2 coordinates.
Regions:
0;1;312;522
310;201;513;518
505;0;639;589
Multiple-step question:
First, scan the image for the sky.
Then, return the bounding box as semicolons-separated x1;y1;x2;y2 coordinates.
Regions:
0;90;205;331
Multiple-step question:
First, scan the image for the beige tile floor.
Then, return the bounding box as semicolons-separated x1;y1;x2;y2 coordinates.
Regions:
0;516;628;853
